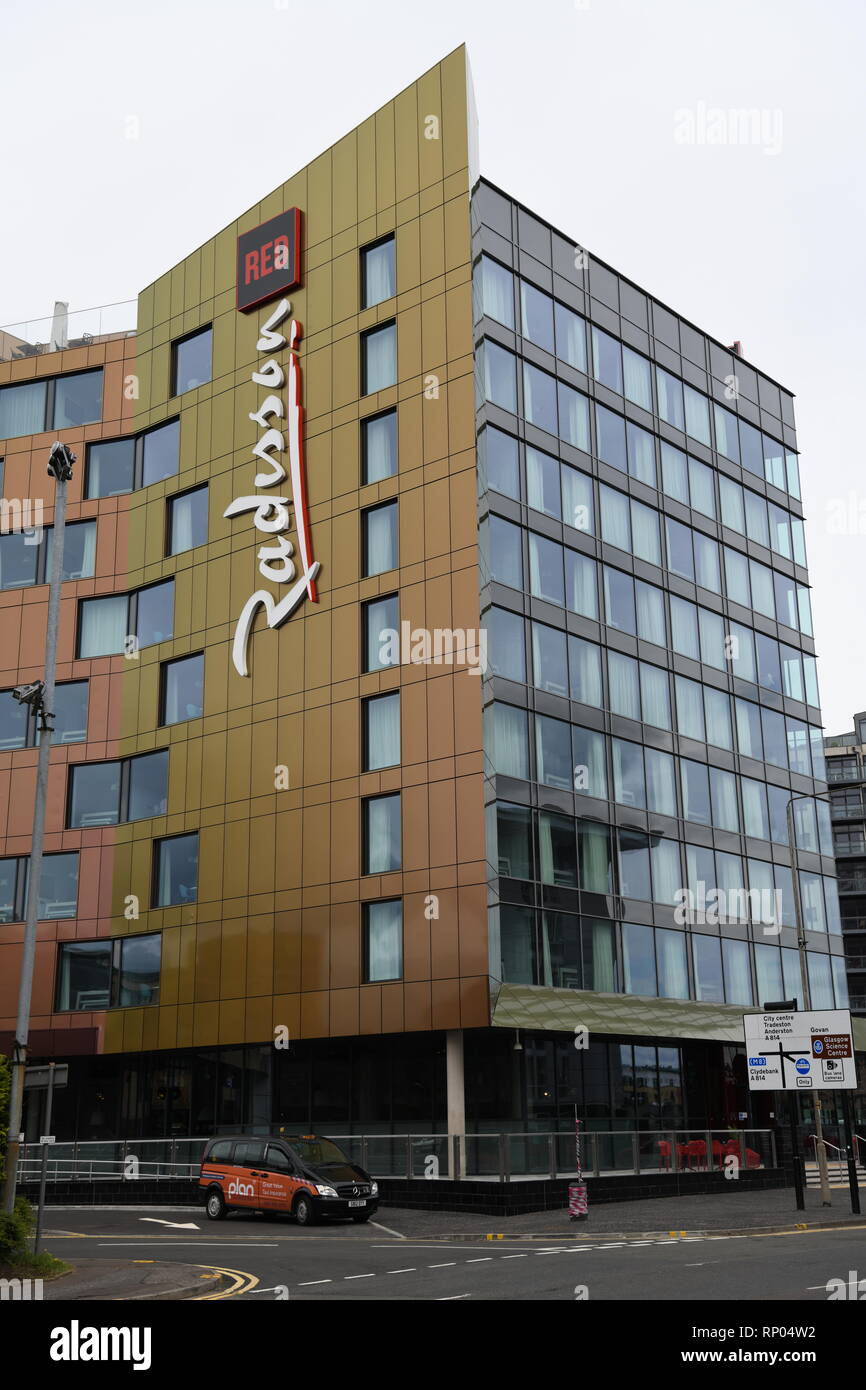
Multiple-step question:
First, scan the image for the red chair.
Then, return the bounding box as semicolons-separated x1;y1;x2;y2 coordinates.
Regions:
686;1139;707;1170
658;1140;672;1170
745;1148;761;1169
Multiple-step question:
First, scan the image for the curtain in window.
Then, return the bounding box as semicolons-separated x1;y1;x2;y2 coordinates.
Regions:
651;840;681;907
675;677;704;740
623;347;651;409
755;944;783;1005
499;905;536;984
565;550;597;619
710;769;739;832
366;797;400;873
367;695;399;770
645;749;677;816
554;303;586;372
722;940;753;1004
170;494;197;555
538;814;555;885
578;821;611;893
481;259;514;327
526;448;561;519
587;919;615;992
608;652;639;719
639;664;669;729
365;506;396;574
557;382;589;450
367;901;402;981
492;705;528;779
364;326;396;393
363;412;397;483
635;582;665;645
657;928;689;999
626;422;655;485
561;465;593;535
600;486;630;551
573;727;607;799
631;501;660;565
0;381;46;439
694;536;720;591
79;594;126;657
569;636;601;705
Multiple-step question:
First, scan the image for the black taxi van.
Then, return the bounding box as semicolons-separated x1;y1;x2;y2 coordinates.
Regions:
199;1133;379;1226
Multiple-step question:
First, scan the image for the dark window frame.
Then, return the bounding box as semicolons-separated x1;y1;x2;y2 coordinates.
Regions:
361;499;398;578
361;592;399;674
0;679;88;748
361;691;400;772
360;319;397;396
362;897;403;983
0;851;80;923
361;792;402;876
166;483;209;556
159;652;204;727
76;578;175;658
84;417;180;498
54;931;162;1012
66;748;169;829
170;325;213;398
151;831;199;908
360;233;396;310
360;407;398;484
0;368;103;438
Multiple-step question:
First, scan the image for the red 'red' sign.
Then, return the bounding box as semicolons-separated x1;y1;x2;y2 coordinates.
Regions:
236;209;302;312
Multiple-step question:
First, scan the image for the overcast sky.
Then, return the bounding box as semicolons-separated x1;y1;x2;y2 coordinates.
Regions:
2;0;864;734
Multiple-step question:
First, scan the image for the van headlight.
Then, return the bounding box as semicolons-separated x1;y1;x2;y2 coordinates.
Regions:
371;1182;379;1196
315;1184;338;1197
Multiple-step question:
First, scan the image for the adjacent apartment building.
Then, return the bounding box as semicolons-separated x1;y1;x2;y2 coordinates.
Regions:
826;714;866;1021
1;47;858;1151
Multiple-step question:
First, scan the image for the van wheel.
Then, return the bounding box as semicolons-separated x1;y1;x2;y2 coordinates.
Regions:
294;1193;318;1227
351;1212;371;1223
206;1188;228;1221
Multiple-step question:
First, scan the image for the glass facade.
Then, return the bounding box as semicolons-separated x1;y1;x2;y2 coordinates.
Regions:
473;181;843;1022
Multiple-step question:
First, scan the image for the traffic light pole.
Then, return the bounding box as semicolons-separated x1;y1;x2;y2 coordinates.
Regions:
2;444;74;1214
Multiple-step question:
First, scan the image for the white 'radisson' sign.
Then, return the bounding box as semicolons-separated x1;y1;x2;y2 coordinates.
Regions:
224;297;319;675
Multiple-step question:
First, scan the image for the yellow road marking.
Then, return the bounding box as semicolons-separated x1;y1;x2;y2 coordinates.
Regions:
191;1264;260;1300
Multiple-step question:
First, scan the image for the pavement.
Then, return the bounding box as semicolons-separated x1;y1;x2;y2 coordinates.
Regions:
44;1257;236;1300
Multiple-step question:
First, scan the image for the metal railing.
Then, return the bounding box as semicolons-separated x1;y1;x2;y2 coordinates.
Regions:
16;1129;777;1186
0;301;137;361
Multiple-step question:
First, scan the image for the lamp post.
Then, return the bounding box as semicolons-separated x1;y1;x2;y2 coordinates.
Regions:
786;790;834;1208
2;442;75;1215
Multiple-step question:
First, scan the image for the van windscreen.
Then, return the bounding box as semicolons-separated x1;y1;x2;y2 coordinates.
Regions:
290;1138;350;1167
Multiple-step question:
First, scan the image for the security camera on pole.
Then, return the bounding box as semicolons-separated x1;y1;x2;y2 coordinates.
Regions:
2;441;75;1215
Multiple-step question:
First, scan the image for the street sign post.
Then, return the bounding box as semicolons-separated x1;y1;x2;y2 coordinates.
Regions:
744;1008;859;1215
744;1009;856;1092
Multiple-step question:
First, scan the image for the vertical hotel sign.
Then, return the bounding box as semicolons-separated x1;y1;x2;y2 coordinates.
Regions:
226;209;319;676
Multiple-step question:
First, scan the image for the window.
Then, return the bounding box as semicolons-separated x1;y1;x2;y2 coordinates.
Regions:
0;852;79;922
489;515;523;588
160;654;204;725
364;899;402;981
362;322;396;394
489;703;529;779
86;420;180;496
172;327;212;395
0;370;103;440
362;501;398;576
0;521;96;590
489;607;526;682
523;362;558;435
481;426;519;499
596;404;626;470
168;485;208;555
555;302;586;372
482;341;517;412
362;594;398;672
56;933;161;1011
363;794;401;873
479;257;514;327
68;749;168;827
78;580;174;656
361;236;396;309
154;833;199;906
362;409;397;483
86;438;135;498
0;680;88;748
362;692;400;771
592;327;622;393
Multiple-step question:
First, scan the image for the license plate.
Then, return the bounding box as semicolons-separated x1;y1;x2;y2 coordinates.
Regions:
348;1199;366;1208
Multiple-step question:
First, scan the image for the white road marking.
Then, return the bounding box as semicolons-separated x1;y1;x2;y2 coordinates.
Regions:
97;1241;278;1248
387;1268;416;1274
466;1257;492;1263
370;1220;405;1239
344;1274;375;1280
298;1279;332;1286
139;1218;200;1229
428;1262;457;1268
438;1293;471;1299
502;1254;528;1259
